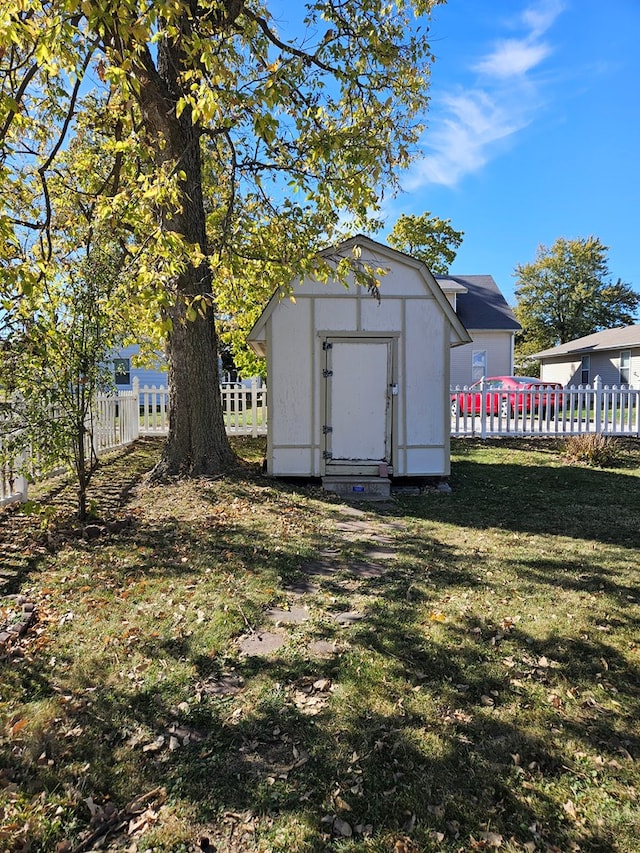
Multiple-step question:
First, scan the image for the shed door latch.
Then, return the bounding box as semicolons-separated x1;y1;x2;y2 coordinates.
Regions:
322;369;333;378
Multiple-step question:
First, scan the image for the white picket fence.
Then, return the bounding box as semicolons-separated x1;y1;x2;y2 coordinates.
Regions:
451;376;640;438
0;378;267;507
135;378;267;437
3;376;638;508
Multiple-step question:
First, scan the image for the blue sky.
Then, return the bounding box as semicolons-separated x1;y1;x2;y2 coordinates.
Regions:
381;0;640;307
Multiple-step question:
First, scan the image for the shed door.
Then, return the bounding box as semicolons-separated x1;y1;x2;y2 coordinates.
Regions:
324;338;392;475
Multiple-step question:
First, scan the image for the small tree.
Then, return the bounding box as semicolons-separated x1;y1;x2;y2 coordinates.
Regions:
387;212;464;274
1;247;131;522
514;236;639;365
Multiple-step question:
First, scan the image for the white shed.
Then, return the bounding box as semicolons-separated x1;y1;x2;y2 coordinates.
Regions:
247;235;470;495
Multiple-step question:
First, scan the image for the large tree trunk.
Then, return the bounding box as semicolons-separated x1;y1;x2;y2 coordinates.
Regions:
136;27;236;477
161;268;236;476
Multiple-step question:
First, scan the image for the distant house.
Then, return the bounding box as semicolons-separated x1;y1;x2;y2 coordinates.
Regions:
110;344;167;391
109;344;257;391
532;324;640;387
437;275;521;387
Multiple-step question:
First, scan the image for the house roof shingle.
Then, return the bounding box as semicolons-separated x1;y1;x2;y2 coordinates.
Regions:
436;275;521;332
532;324;640;359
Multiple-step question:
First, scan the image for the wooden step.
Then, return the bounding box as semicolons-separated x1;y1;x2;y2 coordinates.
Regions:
322;476;391;500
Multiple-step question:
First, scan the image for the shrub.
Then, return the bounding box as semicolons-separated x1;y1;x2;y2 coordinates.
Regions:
564;433;622;467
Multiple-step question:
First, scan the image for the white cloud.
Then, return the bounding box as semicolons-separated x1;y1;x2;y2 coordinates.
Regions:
404;90;532;190
522;0;566;38
406;0;565;189
473;39;551;78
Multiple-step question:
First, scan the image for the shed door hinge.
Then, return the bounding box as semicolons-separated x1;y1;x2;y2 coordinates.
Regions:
322;341;333;350
322;425;333;434
323;450;333;460
322;369;333;378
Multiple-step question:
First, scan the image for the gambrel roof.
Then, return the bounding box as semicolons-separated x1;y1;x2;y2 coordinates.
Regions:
247;234;472;355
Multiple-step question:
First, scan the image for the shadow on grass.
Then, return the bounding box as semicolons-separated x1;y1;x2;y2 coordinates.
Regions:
2;439;639;851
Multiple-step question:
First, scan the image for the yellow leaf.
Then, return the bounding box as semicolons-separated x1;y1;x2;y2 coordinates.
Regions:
10;718;27;736
429;611;446;622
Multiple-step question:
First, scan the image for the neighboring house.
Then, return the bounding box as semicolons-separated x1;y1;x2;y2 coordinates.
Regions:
531;324;640;387
109;345;260;391
110;344;168;391
247;234;470;490
437;275;521;387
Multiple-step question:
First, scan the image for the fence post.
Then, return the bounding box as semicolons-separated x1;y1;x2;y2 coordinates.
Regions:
131;378;141;441
250;377;258;438
594;375;602;433
480;377;487;440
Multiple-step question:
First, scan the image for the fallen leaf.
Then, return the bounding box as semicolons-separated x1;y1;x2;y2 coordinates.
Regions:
10;718;27;736
142;735;165;753
479;830;503;847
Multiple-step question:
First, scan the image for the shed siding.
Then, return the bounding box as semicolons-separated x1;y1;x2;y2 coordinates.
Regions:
314;296;358;331
404;299;445;445
270;300;314;447
361;296;403;331
384;264;430;297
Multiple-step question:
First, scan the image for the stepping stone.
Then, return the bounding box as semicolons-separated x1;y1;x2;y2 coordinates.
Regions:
301;559;339;578
238;631;285;657
318;547;341;558
376;520;406;531
198;675;244;696
284;579;319;597
307;640;341;658
334;520;374;534
331;611;364;626
336;505;366;517
265;606;310;624
347;561;388;579
362;547;396;561
366;533;395;544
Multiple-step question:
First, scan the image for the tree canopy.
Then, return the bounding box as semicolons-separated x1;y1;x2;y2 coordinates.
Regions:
0;0;445;476
387;211;463;274
514;236;639;365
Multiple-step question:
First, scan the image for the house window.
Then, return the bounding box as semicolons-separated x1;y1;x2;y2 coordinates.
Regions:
580;355;590;385
113;357;131;385
620;350;631;385
472;350;487;383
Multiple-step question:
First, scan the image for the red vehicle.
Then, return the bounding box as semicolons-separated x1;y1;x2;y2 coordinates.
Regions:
451;376;563;417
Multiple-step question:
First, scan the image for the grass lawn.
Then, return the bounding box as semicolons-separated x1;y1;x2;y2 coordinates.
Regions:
0;436;639;852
